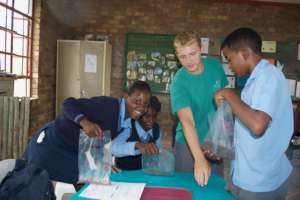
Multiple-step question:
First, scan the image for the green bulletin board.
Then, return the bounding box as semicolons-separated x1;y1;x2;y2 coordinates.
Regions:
124;33;179;93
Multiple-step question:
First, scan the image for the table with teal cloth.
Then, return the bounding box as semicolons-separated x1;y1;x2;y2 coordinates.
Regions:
71;170;234;200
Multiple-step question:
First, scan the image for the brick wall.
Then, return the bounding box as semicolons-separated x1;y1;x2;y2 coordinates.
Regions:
29;0;71;134
30;0;300;147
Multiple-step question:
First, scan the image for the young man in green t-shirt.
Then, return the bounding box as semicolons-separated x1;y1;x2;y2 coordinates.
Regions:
170;32;228;186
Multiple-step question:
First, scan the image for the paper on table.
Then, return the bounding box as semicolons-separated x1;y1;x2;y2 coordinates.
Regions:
79;182;146;200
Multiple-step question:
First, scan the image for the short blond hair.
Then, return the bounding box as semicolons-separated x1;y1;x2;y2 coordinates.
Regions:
173;31;201;49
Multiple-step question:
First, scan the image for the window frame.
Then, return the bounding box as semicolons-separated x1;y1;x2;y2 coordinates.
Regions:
0;0;33;96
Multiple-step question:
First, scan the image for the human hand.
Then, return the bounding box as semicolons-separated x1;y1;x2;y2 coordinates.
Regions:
194;156;211;186
214;88;236;107
79;117;103;137
201;147;223;164
135;142;159;155
214;89;226;107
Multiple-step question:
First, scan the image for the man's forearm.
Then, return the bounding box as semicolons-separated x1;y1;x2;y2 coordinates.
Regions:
181;119;206;162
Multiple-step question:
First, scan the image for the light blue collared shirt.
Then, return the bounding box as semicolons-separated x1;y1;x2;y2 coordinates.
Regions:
232;59;293;192
111;119;162;157
116;97;132;139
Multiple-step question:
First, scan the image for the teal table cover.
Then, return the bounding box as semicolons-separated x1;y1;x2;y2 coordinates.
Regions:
71;170;234;200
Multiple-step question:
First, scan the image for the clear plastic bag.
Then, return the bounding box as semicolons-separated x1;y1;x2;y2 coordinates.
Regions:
78;129;112;184
142;148;175;176
204;100;234;160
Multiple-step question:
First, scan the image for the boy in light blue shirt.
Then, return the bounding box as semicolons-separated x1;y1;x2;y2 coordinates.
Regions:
215;27;293;200
112;96;162;170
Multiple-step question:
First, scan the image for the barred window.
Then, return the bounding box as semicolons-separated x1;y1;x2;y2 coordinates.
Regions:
0;0;33;96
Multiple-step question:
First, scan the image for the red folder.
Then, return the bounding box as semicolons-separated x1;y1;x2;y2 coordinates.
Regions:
141;186;192;200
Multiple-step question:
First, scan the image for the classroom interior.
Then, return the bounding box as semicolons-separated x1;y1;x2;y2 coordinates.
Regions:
0;0;300;199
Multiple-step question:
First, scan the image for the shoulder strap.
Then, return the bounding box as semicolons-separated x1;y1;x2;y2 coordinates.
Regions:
127;119;140;142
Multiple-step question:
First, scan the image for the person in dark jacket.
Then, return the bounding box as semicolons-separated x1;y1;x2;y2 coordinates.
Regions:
23;80;152;184
112;96;162;170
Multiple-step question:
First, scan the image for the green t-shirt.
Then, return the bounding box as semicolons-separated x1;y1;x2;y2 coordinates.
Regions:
170;57;228;144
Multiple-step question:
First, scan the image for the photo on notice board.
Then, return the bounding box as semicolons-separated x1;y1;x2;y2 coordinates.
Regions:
124;33;180;93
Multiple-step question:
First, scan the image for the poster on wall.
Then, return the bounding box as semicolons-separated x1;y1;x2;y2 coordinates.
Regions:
124;33;179;93
85;54;97;73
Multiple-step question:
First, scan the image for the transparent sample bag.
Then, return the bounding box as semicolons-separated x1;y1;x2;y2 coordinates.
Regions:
142;148;175;176
78;130;112;184
204;101;235;160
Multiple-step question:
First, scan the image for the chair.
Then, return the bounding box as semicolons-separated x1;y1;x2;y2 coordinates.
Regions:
54;182;76;200
0;159;16;183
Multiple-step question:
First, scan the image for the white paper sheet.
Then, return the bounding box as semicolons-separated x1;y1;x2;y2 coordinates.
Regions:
261;41;277;53
298;44;300;61
276;60;284;71
296;81;300;98
226;76;235;88
287;79;296;96
201;37;209;54
85;54;97;73
79;182;146;200
223;63;234;75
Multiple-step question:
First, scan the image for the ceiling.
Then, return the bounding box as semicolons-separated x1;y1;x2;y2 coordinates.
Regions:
253;0;300;4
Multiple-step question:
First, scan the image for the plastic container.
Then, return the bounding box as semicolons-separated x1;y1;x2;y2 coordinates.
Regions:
142;148;175;176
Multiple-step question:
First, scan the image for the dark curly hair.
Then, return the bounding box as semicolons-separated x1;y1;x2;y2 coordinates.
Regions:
221;27;262;55
149;96;161;113
128;80;152;96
